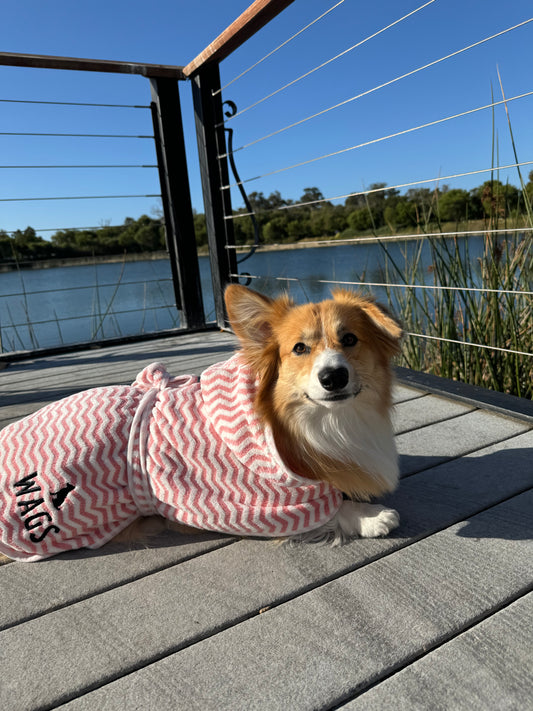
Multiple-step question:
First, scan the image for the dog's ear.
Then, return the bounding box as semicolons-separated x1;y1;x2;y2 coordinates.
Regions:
225;285;292;351
333;288;403;356
360;300;403;343
225;284;274;347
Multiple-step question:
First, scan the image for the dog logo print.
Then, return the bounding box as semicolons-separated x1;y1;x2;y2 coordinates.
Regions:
50;483;75;510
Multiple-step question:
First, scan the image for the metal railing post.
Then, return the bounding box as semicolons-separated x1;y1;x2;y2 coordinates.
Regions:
191;63;238;328
150;77;205;330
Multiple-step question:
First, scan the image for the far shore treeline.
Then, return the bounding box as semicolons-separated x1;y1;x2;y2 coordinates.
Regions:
2;174;533;264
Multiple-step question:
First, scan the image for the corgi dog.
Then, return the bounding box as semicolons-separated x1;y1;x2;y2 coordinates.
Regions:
224;284;402;543
0;285;401;563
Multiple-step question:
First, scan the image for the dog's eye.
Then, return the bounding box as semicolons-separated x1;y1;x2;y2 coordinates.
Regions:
341;333;358;347
292;342;308;355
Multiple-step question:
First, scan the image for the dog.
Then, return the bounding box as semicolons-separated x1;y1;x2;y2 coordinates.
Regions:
0;285;401;562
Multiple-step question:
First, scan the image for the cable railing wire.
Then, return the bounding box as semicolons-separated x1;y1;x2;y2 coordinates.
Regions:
225;226;533;249
317;280;533;298
0;164;157;169
0;131;153;138
4;223;164;235
404;332;533;358
219;17;533;152
4;303;178;330
0;278;172;300
227;160;533;219
215;0;347;95
0;98;149;109
228;273;533;298
220;0;436;124
221;90;533;188
0;193;161;202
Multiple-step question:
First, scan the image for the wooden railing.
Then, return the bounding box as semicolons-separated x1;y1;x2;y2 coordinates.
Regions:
182;0;295;76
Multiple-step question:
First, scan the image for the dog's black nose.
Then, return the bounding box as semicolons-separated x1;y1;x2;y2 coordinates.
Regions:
318;366;349;392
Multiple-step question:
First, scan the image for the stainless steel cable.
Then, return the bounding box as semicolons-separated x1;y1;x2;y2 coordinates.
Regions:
214;0;348;95
220;0;436;121
220;91;533;188
0;98;149;109
405;332;533;357
0;193;161;202
219;18;533;151
229;273;533;298
225;226;533;249
227;160;533;219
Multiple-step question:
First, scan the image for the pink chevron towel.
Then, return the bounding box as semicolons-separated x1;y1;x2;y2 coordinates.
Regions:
0;355;343;561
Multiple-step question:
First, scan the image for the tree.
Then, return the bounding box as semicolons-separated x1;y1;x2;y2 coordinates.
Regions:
345;192;365;210
263;215;289;243
119;215;163;252
300;187;328;208
383;205;398;231
364;182;388;227
266;191;287;209
247;191;270;212
394;199;418;227
310;204;347;236
11;227;54;260
346;183;397;229
0;231;13;260
438;189;471;222
348;208;373;232
2;176;531;263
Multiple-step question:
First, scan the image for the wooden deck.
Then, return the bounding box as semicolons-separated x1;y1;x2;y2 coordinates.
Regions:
1;330;532;711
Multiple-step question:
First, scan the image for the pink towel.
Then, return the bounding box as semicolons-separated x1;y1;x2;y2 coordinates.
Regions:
0;355;342;561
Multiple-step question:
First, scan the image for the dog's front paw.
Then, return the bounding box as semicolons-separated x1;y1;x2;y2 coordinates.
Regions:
338;501;400;539
359;505;399;538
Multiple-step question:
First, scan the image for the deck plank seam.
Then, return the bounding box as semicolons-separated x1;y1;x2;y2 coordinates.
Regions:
327;586;533;711
392;392;429;405
399;426;532;480
395;407;480;437
0;538;238;633
394;406;477;436
0;339;237;383
0;350;234;388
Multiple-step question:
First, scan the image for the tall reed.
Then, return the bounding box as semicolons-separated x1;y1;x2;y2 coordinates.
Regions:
375;82;533;399
387;228;531;398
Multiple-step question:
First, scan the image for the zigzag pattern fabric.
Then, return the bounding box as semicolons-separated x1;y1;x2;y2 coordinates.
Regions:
0;355;343;561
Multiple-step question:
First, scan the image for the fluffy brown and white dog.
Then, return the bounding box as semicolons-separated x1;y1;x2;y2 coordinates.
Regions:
225;284;402;541
0;286;401;562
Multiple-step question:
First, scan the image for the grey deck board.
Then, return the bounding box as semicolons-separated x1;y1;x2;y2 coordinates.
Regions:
0;534;235;631
342;593;533;710
392;393;474;434
396;409;529;474
0;331;531;711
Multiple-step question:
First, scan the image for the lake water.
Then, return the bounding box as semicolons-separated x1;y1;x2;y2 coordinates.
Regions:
0;237;485;353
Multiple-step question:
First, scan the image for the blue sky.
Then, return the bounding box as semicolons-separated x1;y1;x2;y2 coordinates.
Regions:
1;0;532;236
